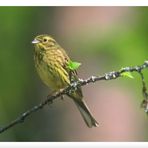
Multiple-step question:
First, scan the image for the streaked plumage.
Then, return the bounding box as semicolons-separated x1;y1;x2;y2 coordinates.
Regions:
32;34;98;127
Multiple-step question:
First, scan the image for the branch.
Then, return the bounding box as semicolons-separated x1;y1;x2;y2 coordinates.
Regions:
0;60;148;134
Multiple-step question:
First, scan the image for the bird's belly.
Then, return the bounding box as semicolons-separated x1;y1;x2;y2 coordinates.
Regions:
35;62;67;90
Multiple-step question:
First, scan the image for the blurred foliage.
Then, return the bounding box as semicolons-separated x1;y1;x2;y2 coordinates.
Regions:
0;7;56;141
0;7;148;141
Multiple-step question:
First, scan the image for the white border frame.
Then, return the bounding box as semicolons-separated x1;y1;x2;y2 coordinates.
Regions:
0;142;148;148
0;0;148;6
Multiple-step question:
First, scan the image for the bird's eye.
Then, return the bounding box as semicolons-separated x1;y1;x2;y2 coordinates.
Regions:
43;38;48;42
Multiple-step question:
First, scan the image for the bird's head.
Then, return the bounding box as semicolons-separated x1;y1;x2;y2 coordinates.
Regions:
32;34;57;51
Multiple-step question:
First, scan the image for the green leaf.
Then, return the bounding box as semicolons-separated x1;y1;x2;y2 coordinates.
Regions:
67;60;81;71
121;72;134;79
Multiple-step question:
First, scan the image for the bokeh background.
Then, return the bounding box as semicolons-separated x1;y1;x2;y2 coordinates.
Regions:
0;7;148;141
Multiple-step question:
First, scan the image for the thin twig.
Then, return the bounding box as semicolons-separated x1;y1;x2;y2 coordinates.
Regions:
0;60;148;134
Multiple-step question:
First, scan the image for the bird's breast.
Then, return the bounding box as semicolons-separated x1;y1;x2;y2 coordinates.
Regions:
34;51;69;90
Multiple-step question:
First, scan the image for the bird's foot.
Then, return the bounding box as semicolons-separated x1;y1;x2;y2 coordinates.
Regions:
47;91;56;105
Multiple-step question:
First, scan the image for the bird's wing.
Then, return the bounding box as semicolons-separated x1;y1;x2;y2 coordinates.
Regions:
59;48;78;83
59;48;83;98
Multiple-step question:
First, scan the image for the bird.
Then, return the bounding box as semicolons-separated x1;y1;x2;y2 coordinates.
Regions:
32;34;98;127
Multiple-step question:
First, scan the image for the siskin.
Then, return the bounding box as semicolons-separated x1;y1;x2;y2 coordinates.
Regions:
32;34;98;127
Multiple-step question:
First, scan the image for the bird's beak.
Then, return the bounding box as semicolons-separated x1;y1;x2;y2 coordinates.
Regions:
32;39;40;44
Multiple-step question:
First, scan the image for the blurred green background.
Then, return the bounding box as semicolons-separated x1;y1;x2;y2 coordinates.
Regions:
0;7;148;141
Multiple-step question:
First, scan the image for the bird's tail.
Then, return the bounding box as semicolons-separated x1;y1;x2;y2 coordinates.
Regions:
73;99;99;128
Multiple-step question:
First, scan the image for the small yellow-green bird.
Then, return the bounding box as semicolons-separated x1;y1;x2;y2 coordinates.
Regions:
32;34;98;127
